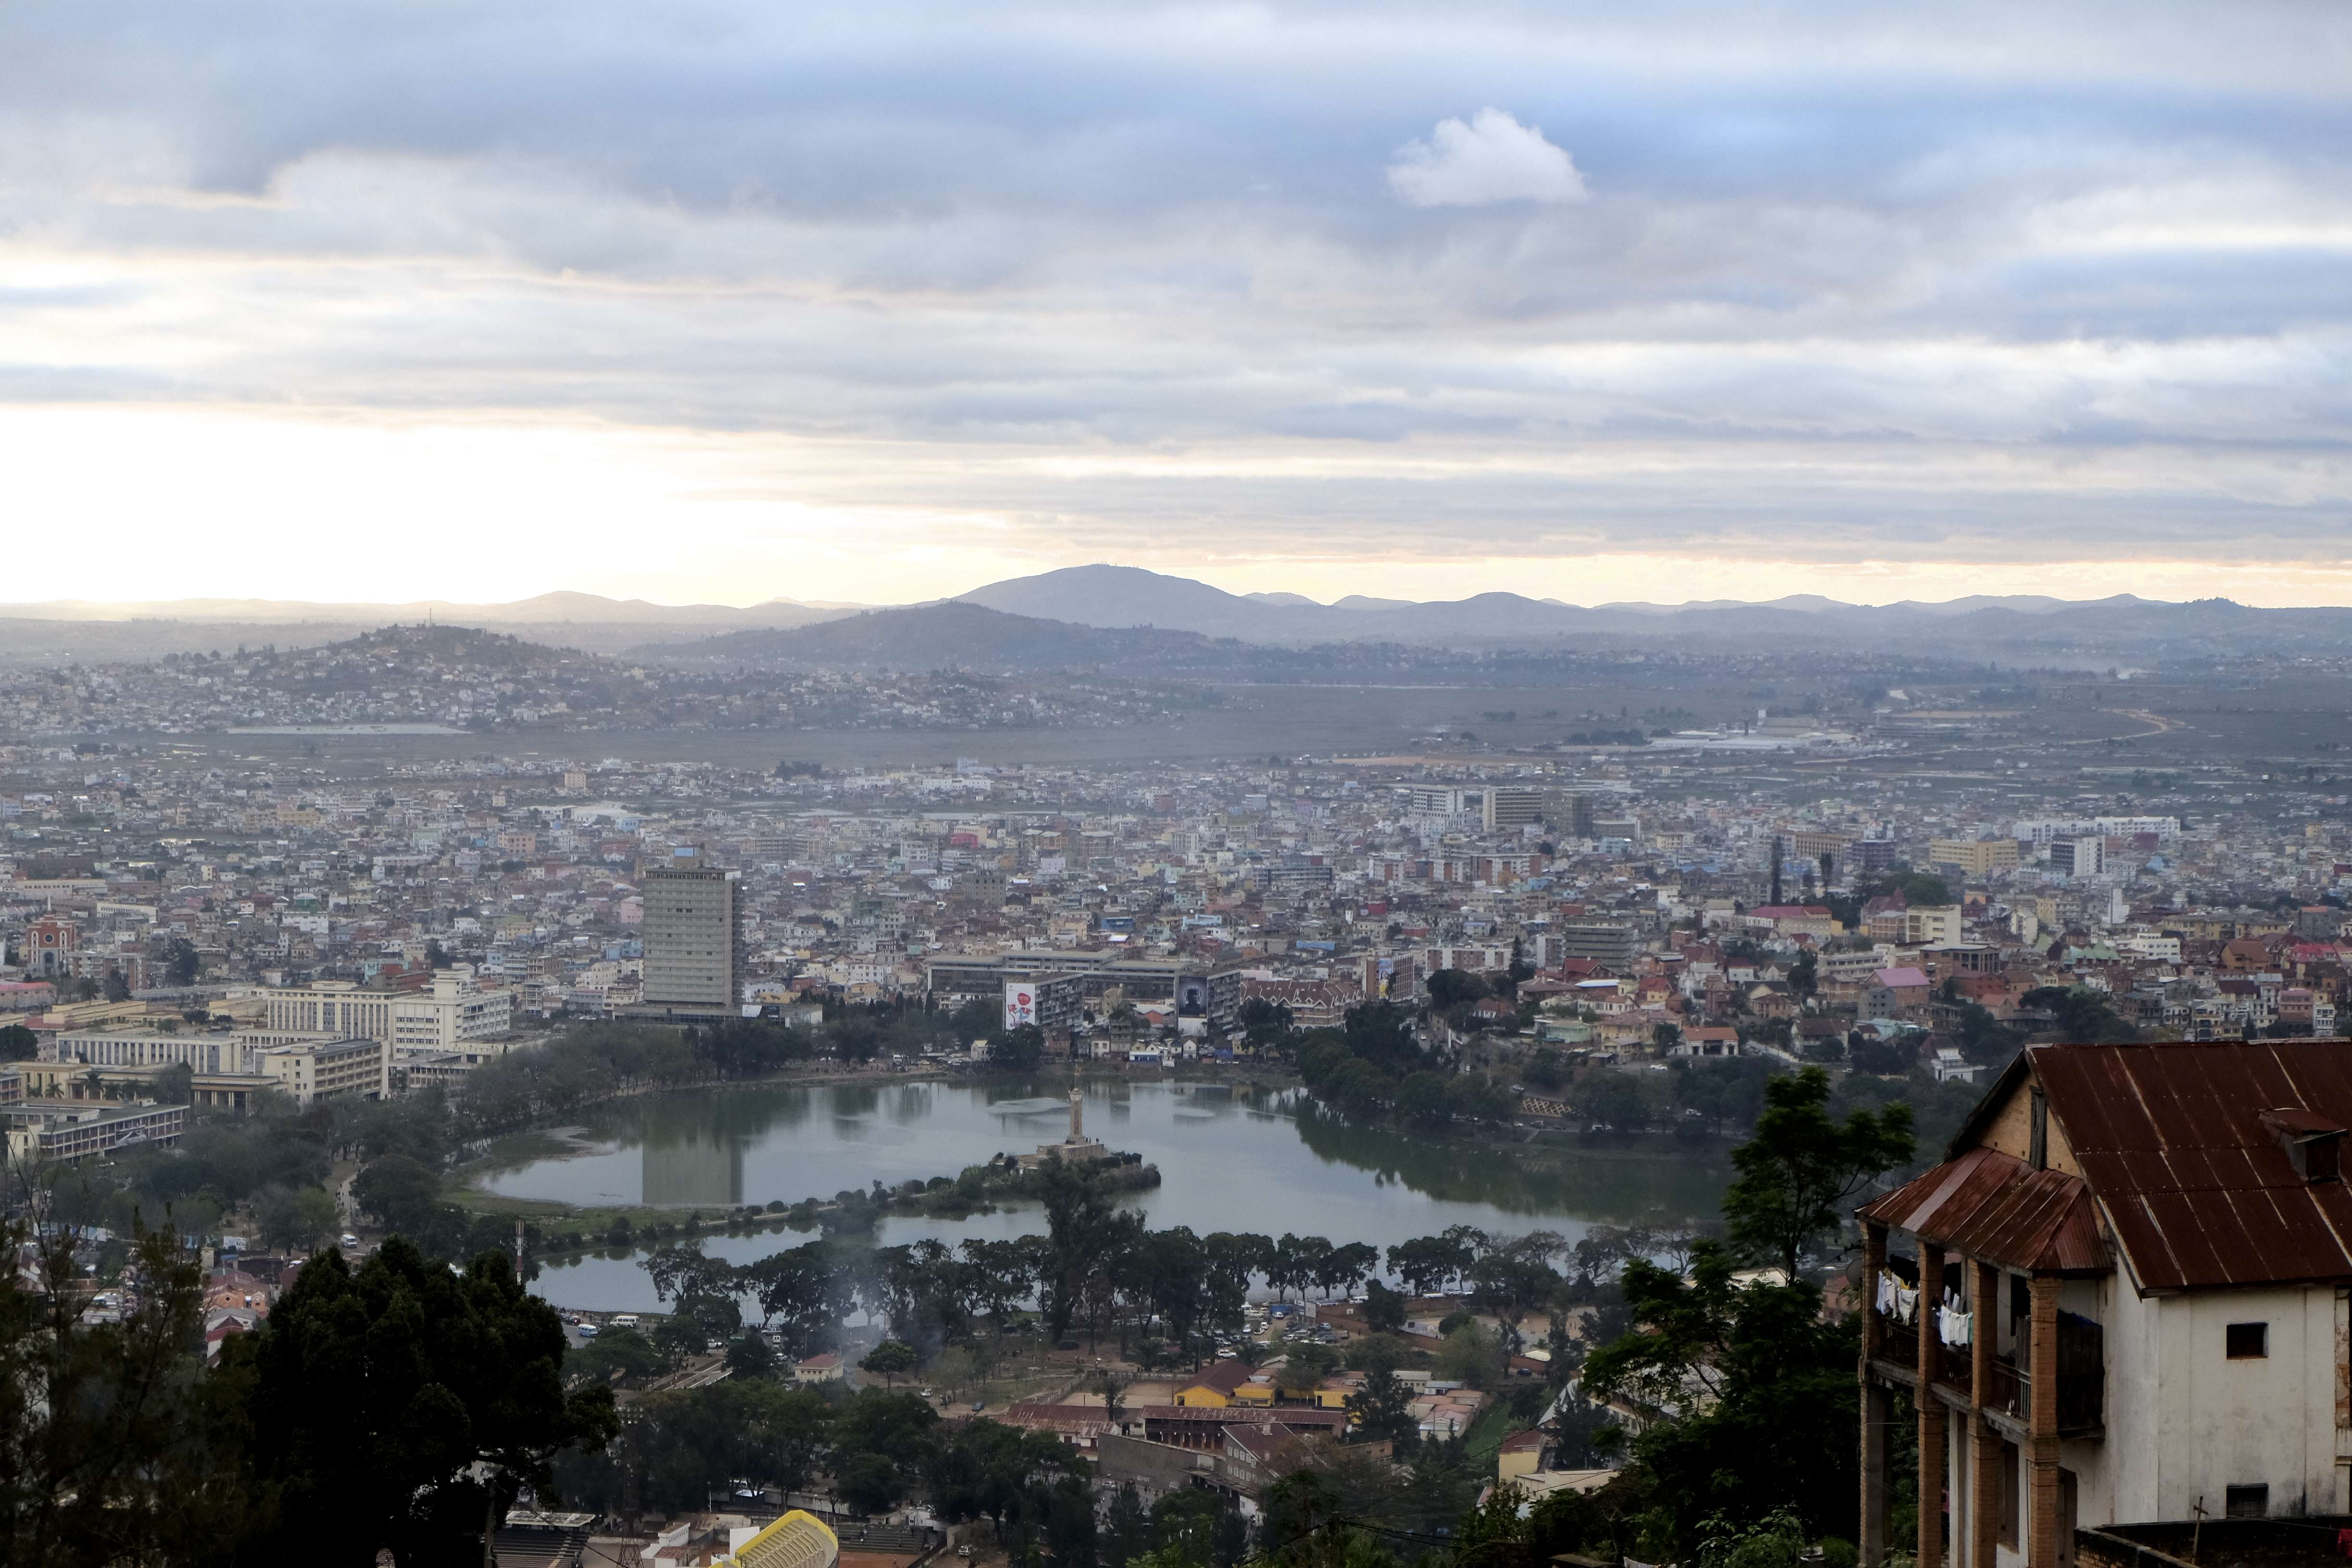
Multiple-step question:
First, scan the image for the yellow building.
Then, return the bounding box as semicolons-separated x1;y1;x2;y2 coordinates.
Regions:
1926;838;2021;878
719;1510;838;1568
1173;1361;1256;1407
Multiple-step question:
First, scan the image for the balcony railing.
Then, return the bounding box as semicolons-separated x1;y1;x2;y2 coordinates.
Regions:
1985;1354;2026;1419
1871;1310;1918;1370
1932;1342;1973;1396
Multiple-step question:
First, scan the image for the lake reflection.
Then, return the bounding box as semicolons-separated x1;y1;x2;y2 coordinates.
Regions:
495;1076;1730;1311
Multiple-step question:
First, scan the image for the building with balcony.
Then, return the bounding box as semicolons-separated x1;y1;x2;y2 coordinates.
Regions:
1858;1037;2352;1568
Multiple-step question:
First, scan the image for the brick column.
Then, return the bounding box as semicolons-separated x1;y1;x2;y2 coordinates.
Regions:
1919;1247;1947;1568
1862;1222;1889;1567
1862;1222;1900;1568
1972;1260;2001;1568
2028;1273;2062;1568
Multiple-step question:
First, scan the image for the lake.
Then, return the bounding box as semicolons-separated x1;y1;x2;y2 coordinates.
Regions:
497;1075;1732;1311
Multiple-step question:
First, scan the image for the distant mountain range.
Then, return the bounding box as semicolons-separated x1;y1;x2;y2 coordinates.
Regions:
951;564;2277;654
9;568;2352;669
649;601;1242;673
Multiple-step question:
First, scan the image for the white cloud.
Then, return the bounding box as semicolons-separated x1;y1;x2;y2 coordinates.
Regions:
1385;108;1588;208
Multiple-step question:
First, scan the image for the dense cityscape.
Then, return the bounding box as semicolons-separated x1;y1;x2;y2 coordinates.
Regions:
9;0;2345;1564
11;582;2352;1565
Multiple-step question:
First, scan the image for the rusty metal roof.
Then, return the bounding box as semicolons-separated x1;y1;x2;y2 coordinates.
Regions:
1860;1145;2109;1274
2032;1038;2352;1291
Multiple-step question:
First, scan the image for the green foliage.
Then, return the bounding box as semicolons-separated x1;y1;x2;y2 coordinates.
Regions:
248;1237;618;1562
2020;985;2138;1044
992;1024;1047;1070
859;1339;919;1383
1582;1242;1861;1552
1294;1001;1513;1127
1723;1066;1914;1276
351;1153;442;1234
1569;1066;1654;1129
252;1183;340;1254
1435;1320;1499;1388
1240;997;1298;1049
1344;1366;1417;1446
1673;1057;1777;1132
0;1220;266;1567
564;1325;667;1387
1425;968;1488;1009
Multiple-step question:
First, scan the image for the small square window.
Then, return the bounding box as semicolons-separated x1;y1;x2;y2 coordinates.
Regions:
2227;1322;2269;1359
2226;1484;2269;1519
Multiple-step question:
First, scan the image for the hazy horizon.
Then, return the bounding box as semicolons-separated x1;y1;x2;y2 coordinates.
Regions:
0;569;2321;618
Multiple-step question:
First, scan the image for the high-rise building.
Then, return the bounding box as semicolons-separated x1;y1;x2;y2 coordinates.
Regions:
2050;837;2106;878
1554;921;1642;969
641;849;741;1013
1483;787;1543;831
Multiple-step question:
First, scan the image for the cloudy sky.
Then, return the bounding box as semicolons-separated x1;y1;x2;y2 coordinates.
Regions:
5;1;2350;607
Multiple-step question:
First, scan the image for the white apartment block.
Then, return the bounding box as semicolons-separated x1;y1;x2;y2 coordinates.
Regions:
53;1029;252;1075
265;966;511;1052
253;1036;385;1105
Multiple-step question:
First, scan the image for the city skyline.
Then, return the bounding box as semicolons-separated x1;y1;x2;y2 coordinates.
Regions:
5;2;2348;608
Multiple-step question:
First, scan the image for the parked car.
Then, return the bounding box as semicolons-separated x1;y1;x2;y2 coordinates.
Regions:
577;1323;601;1338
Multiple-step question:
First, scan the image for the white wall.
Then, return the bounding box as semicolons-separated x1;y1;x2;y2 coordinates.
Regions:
2142;1285;2341;1519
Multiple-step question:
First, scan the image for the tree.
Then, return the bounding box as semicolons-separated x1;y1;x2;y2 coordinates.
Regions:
1436;1321;1499;1389
724;1334;778;1380
992;1024;1046;1070
838;1451;904;1514
1581;1242;1860;1550
1104;1483;1151;1568
1386;1232;1472;1297
0;1219;266;1568
1787;952;1817;999
253;1184;341;1255
2020;985;2137;1044
1425;969;1486;1009
246;1238;619;1563
1721;1066;1914;1278
860;1339;919;1386
1344;1367;1416;1447
1361;1279;1406;1334
351;1154;442;1236
101;967;133;1004
565;1326;666;1388
164;937;202;986
1239;997;1297;1050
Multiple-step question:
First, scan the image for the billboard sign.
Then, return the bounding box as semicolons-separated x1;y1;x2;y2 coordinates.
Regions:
1003;980;1037;1030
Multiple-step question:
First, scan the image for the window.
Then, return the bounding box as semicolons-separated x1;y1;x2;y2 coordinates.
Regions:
2225;1484;2269;1519
2226;1322;2269;1359
2000;1440;2021;1547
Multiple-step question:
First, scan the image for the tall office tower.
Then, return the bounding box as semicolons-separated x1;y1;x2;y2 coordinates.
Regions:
1482;786;1543;832
642;848;741;1013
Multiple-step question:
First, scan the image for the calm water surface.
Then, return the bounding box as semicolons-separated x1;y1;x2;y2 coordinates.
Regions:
498;1076;1729;1311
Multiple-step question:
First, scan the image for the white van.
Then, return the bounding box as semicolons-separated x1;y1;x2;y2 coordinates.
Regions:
612;1314;640;1329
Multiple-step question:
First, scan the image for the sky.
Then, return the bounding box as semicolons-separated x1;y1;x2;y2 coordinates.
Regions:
4;0;2351;609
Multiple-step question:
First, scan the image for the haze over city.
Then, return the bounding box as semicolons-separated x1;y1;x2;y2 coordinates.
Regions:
13;7;2352;1568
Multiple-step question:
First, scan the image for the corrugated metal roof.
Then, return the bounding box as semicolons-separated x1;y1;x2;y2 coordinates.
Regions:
2033;1039;2352;1290
1860;1145;2108;1274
